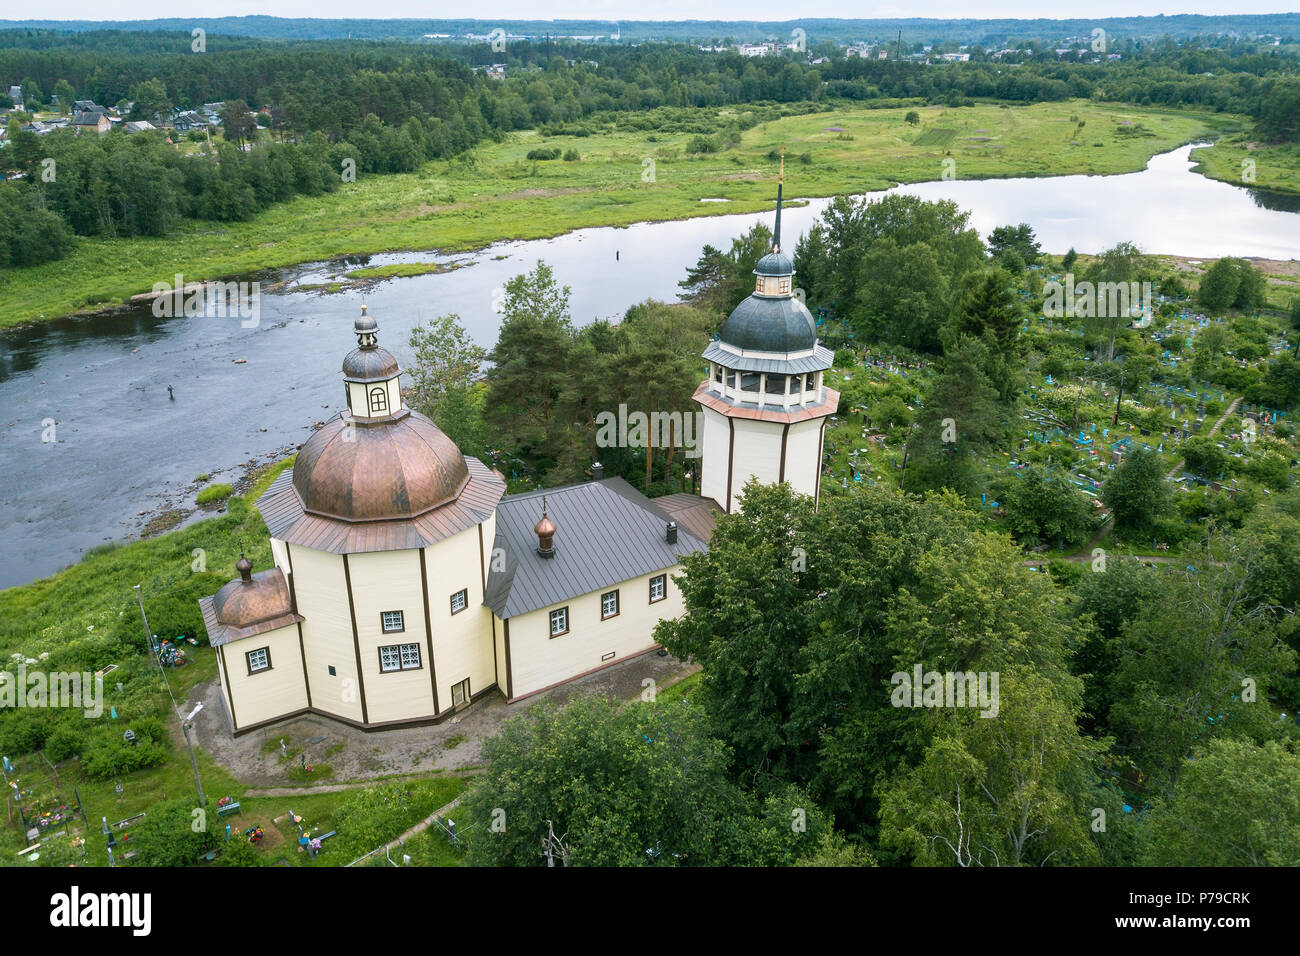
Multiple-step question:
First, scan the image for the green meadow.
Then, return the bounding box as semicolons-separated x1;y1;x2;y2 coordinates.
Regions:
0;100;1235;329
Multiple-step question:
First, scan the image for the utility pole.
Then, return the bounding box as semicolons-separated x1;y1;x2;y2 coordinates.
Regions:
182;704;206;807
135;583;206;805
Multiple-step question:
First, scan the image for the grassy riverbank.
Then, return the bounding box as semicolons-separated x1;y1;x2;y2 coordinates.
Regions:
0;100;1235;329
1190;136;1300;198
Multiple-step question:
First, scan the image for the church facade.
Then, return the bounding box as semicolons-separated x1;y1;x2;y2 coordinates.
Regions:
199;176;837;735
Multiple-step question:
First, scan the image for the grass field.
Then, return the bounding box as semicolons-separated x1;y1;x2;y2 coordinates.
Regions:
1190;137;1300;198
0;99;1235;329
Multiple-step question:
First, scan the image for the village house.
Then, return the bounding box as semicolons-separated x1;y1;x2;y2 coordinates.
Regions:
199;173;836;735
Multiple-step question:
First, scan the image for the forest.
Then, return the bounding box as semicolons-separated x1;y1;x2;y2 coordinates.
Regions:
1;30;1298;269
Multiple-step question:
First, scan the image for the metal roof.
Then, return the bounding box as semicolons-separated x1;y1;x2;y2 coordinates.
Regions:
719;294;818;353
484;477;707;619
259;455;504;555
703;340;834;374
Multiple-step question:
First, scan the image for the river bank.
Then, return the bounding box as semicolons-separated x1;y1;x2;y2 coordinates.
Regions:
0;100;1233;330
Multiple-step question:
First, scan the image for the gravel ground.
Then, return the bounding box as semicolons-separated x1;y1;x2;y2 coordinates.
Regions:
184;649;697;788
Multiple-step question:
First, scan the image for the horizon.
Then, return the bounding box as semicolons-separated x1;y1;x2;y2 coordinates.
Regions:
10;6;1300;25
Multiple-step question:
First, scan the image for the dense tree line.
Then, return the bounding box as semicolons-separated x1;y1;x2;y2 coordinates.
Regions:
2;30;1297;269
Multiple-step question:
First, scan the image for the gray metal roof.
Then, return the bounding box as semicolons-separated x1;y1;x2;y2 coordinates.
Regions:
754;251;793;276
703;340;834;374
719;293;818;352
484;477;707;619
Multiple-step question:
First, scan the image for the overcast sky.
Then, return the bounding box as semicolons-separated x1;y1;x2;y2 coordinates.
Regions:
25;2;1300;23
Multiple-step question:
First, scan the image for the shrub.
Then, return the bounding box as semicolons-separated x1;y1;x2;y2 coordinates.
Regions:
562;148;579;161
524;147;561;160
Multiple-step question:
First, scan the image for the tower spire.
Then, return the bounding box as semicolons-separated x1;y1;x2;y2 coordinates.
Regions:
773;147;784;254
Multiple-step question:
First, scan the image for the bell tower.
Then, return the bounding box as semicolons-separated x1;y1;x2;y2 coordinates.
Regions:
693;157;839;512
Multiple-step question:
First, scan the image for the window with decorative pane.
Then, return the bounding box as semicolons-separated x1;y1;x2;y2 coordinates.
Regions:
550;607;568;636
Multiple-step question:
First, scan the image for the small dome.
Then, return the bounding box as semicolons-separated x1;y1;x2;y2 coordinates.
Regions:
355;304;378;334
720;294;817;353
342;346;400;382
754;251;793;277
293;411;470;521
213;568;293;628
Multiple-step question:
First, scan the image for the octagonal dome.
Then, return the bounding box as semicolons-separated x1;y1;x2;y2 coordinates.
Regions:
342;345;400;383
754;251;793;277
293;411;470;522
719;294;817;354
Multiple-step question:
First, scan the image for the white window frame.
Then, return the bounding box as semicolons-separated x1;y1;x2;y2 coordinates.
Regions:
246;647;270;674
601;589;619;620
649;574;667;604
450;589;468;615
381;610;404;633
549;606;569;637
379;642;421;673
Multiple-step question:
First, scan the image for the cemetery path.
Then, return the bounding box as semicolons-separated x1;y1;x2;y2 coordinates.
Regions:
1049;395;1241;565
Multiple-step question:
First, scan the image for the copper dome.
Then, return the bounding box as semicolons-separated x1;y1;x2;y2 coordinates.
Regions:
293;411;470;522
342;346;400;383
213;568;294;628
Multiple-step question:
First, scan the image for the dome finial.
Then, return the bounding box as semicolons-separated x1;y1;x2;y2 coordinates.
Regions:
236;550;253;583
354;302;379;349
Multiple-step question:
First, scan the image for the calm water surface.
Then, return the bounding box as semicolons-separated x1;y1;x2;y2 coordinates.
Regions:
1;143;1297;588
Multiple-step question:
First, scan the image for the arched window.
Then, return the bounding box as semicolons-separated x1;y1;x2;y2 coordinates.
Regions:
368;386;389;414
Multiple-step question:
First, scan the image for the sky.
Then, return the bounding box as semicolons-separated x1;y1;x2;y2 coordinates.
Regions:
26;2;1300;23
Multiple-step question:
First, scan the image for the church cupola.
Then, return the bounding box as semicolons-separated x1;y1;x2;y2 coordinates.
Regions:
342;304;404;421
692;158;840;514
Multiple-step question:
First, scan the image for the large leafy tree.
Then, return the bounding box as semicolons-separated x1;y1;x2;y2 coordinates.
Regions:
993;464;1095;549
1100;447;1172;534
459;696;835;867
1143;739;1300;866
1107;537;1297;793
658;482;1094;844
1083;241;1152;362
483;261;575;471
793;193;985;351
407;312;488;454
879;672;1103;867
902;336;1003;498
987;222;1041;267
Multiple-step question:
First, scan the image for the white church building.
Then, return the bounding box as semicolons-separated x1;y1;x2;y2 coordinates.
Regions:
199;178;838;734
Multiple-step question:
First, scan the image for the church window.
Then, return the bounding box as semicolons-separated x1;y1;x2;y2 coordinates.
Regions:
779;278;791;294
740;372;761;391
381;610;405;633
649;574;667;603
246;647;271;674
549;606;569;637
379;642;421;672
601;589;620;620
450;589;468;614
369;386;389;414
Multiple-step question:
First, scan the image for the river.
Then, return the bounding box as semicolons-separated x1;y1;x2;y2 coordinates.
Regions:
1;142;1297;589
